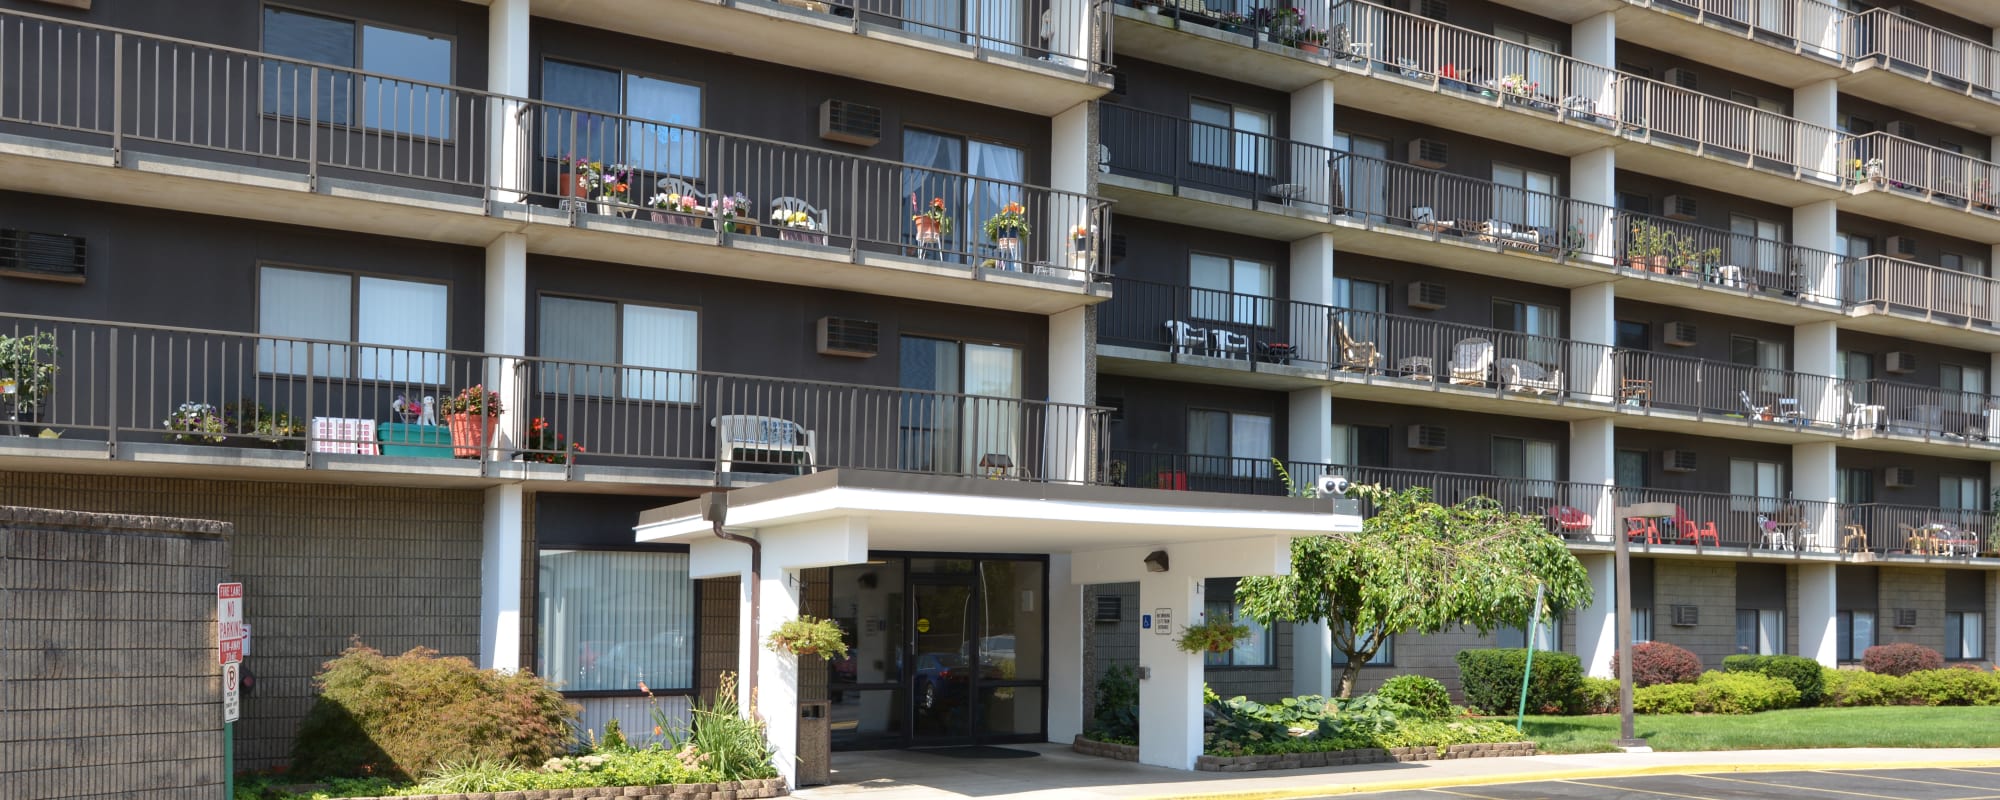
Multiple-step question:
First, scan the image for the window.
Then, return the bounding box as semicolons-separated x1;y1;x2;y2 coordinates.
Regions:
1616;449;1648;489
1496;616;1559;651
1630;606;1652;644
899;336;1023;474
1838;114;1876;135
537;549;694;691
1189;253;1274;326
1615;320;1650;351
1330;424;1391;468
1334;278;1388;344
1492;164;1558;228
1616;192;1652;215
1839;468;1875;506
1189;99;1273;174
1493;436;1558;502
263;8;454;137
1941;363;1987;418
902;130;1026;259
542;60;703;177
1189;409;1273;479
1203;578;1272;667
1942;252;1990;278
257;266;447;382
1940;475;1985;512
1839;351;1873;382
1735;608;1785;655
1946;612;1985;660
1334;622;1393;666
1836;610;1875;662
1730;458;1786;516
1493;299;1562;363
538;296;698;402
1730;335;1787;393
1729;215;1784;276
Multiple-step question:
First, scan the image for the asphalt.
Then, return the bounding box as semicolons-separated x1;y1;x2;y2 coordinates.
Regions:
792;745;2000;800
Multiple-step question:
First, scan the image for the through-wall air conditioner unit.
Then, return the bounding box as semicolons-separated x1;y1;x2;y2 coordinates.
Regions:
1671;604;1699;626
1886;120;1918;139
1664;321;1698;347
1885;467;1917;488
0;228;86;282
1884;351;1917;374
1665;67;1698;90
818;99;882;147
816;317;880;358
1409;138;1449;170
1886;235;1918;258
1662;449;1698;473
1408;281;1447;310
1894;608;1918;628
1663;194;1698;221
1408;424;1447;451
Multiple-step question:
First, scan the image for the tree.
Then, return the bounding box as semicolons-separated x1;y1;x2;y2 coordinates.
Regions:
1236;484;1593;698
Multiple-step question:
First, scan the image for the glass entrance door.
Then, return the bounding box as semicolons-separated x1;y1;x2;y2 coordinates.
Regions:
910;579;977;743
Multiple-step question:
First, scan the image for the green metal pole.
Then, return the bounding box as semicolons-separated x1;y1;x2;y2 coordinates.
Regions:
1515;583;1545;733
224;720;234;799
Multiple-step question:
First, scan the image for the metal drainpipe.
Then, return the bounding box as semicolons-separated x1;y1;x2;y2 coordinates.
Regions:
706;491;760;704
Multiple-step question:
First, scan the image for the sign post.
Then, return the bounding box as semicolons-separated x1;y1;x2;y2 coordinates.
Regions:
218;582;244;800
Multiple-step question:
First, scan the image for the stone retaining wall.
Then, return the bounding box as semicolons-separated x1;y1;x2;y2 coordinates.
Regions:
1070;737;1535;773
338;777;789;800
1070;735;1139;761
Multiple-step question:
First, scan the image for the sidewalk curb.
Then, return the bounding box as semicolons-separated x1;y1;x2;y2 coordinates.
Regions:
1130;759;2000;800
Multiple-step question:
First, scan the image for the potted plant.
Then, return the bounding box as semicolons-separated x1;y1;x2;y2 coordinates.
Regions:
1219;10;1248;34
1258;5;1302;46
1297;25;1327;54
163;402;226;444
983;201;1031;261
717;193;756;235
556;154;589;202
591;163;636;217
522;417;584;464
223;400;304;449
1070;223;1094;254
765;615;849;658
0;331;59;435
911;195;952;249
1175;615;1251;654
440;384;504;459
772;207;827;245
1626;221;1671;274
649;191;708;227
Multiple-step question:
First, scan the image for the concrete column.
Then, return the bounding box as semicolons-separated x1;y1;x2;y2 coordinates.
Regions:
1569;149;1617;270
478;484;525;671
1571;281;1616;405
1794;441;1837;553
1570;417;1617;543
1291;80;1336;148
1798;563;1837;665
1047;0;1093;69
1571;13;1617;119
1291;621;1333;697
1048;307;1089;482
1290;80;1336;210
1287;381;1335;700
756;564;802;788
1292;234;1336;365
1792;200;1839;305
1578;553;1616;677
1047;554;1085;743
1136;571;1204;769
1792;79;1841;184
1051;103;1093;274
485;233;528;454
1795;321;1840;424
486;0;530;202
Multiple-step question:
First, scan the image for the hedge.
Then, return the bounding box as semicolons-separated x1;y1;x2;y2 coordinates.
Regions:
1722;654;1825;707
1633;670;1799;715
1455;649;1582;715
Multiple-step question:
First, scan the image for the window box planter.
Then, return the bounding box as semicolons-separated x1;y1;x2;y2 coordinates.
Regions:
377;422;453;458
781;228;829;245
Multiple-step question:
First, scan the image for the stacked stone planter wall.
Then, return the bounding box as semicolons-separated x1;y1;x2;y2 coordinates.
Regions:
336;777;789;800
1070;735;1139;761
1195;742;1536;772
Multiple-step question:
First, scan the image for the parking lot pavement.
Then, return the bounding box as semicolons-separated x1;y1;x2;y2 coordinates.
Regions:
1326;767;2000;800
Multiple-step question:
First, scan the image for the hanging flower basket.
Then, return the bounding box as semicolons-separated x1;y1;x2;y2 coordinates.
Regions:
1175;617;1251;654
765;615;849;659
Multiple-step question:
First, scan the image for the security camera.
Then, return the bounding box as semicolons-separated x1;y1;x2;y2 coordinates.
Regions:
1315;474;1351;497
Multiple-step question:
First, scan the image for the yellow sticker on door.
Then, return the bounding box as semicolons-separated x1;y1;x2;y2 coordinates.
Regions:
916;617;931;633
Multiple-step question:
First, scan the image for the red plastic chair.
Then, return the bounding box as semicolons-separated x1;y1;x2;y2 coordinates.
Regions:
1623;516;1659;544
1549;505;1593;536
1677;518;1720;546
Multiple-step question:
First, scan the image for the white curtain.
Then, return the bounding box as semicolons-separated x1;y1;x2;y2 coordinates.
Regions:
961;343;1021;473
538;297;617;396
258;267;351;378
902;130;960;248
1189;253;1231;321
969;141;1025;250
537;550;693;692
1190;101;1231;169
1730;459;1785;514
622;304;699;403
1759;609;1784;655
905;0;965;41
626;74;703;179
357;277;447;384
1963;612;1985;660
977;0;1023;55
1230;413;1273;479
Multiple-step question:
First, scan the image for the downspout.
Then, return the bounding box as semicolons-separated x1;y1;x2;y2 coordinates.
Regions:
705;491;759;703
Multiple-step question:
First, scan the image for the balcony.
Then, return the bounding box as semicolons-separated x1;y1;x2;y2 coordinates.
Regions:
1841;255;2000;346
533;0;1114;116
1843;503;1991;559
0;313;1107;489
1108;451;1603;507
1614;350;1849;441
1615;487;1842;555
1841;132;2000;240
0;8;1110;315
1856;379;2000;453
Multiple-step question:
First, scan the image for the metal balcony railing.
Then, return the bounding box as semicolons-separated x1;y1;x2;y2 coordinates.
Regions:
1847;8;2000;94
1616;210;1842;303
1843;132;2000;215
1858;379;1999;442
1629;0;1848;61
1100;104;1340;211
1842;254;2000;327
1843;503;1990;557
1616;350;1849;427
0;7;1112;281
832;0;1112;68
1104;450;1606;514
1616;487;1840;553
0;313;1108;484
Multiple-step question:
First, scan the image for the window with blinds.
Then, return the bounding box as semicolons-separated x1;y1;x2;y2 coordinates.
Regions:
537;549;695;692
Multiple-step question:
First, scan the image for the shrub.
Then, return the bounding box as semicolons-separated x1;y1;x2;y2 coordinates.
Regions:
1377;675;1453;720
1455;649;1582;715
1609;641;1703;687
1633;671;1798;714
1905;668;2000;707
1863;643;1944;676
1375;718;1521;749
1822;668;1918;707
290;641;579;781
1722;654;1825;707
1088;665;1139;744
1578;677;1620;715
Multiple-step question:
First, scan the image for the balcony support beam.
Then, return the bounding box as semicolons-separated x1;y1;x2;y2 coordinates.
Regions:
1798;563;1837;667
1050;306;1090;483
1793;440;1837;666
1578;553;1616;679
1792;200;1838;302
1569;150;1616;270
487;0;530;204
1572;12;1615;69
485;232;529;455
1792;80;1840;184
478;484;526;672
1290;80;1337;151
1047;554;1086;745
1796;321;1839;423
1571;282;1615;401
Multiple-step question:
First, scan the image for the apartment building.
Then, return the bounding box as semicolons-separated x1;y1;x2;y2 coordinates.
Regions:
0;0;1996;789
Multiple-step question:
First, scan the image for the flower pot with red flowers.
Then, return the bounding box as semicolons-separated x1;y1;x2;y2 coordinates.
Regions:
983;201;1031;267
441;384;504;458
909;194;952;257
523;416;585;464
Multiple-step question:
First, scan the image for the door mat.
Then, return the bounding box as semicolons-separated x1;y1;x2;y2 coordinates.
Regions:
914;746;1041;759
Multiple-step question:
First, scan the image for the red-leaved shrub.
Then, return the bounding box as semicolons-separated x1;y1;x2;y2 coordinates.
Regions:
1608;641;1704;687
1862;642;1944;677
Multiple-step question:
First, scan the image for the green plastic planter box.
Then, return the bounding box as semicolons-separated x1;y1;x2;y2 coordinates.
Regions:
377;422;453;458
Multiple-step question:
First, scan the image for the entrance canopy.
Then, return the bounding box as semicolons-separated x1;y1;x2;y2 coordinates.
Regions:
633;469;1360;553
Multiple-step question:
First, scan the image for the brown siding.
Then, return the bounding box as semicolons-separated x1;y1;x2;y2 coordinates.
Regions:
1617;42;1792;110
1337;107;1572;185
1109;215;1293;290
1650;557;1738;669
1099;375;1289;455
1617;300;1795;366
1836;451;1987;508
1839;331;1988;389
1837;211;1990;267
1877;566;1947;654
1335;253;1570;329
1615;169;1794;232
1614;430;1792;495
1330;399;1570;476
1114;58;1293;136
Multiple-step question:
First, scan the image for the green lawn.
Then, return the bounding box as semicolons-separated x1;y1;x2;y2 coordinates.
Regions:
1511;706;2000;754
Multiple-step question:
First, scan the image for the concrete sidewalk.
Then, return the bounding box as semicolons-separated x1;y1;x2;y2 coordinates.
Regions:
792;744;2000;800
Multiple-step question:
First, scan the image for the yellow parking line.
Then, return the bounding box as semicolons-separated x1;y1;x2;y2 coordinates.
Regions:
1560;779;1726;800
1425;789;1508;800
1828;769;2000;792
1685;773;1905;799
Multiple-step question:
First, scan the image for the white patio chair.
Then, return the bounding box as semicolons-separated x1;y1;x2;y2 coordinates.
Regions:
1210;329;1251;360
1740;390;1770;420
1165;320;1208;355
1499;358;1563;395
713;414;817;474
1449;338;1493;385
769;196;829;237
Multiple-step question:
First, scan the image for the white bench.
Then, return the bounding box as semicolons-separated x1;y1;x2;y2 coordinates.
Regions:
713;414;817;474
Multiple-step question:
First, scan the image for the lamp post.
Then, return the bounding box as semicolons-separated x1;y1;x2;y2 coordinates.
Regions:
1614;507;1647;750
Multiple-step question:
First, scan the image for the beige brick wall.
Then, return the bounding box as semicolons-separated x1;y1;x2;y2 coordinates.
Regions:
1;471;483;771
1;506;231;800
1650;558;1737;669
1878;567;1947;654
